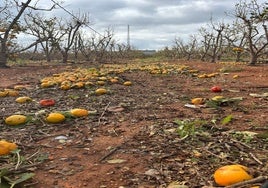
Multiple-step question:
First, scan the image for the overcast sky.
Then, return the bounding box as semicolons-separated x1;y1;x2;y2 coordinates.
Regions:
38;0;265;50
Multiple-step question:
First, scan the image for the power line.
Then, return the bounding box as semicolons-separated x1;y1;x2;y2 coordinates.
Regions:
50;0;104;37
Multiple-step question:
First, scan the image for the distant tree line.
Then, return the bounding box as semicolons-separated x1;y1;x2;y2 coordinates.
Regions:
0;0;136;67
163;0;268;65
0;0;267;68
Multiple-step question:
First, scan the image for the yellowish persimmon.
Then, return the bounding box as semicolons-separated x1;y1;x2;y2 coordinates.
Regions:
70;108;89;117
123;81;132;86
5;115;27;126
95;88;107;95
46;113;65;123
191;98;205;105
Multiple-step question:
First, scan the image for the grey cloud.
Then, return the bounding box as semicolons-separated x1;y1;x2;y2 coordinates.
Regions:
103;0;233;26
41;0;265;49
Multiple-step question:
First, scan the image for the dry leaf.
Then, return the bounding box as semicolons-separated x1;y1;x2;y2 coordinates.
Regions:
107;106;124;112
107;159;126;164
249;93;268;98
167;181;189;188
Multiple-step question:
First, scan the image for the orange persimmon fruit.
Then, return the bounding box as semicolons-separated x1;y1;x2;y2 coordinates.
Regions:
214;164;253;186
70;108;89;117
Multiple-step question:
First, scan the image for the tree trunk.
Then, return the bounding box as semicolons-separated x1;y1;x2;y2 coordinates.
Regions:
210;55;217;63
46;55;51;62
200;53;206;62
235;51;242;62
249;53;258;65
61;50;68;64
0;43;9;68
0;54;8;68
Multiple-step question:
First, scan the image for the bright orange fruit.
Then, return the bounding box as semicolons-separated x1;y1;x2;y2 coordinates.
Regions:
214;164;253;186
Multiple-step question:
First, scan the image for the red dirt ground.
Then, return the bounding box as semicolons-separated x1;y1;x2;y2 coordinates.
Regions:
0;60;267;188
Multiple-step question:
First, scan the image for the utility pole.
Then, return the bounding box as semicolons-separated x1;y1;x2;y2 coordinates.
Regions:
127;24;130;50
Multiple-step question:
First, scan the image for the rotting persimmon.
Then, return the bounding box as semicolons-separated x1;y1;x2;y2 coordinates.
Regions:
211;86;222;92
39;99;56;107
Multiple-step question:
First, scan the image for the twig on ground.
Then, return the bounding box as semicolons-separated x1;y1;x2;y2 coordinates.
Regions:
99;146;120;162
15;151;22;170
26;150;40;161
230;138;251;149
225;176;267;188
249;152;263;165
98;102;111;125
202;148;235;164
5;162;43;175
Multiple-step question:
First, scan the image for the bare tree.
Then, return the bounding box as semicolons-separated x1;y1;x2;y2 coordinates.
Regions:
115;43;133;59
210;21;225;63
198;27;214;62
24;13;59;62
91;28;114;63
51;14;89;63
0;0;56;67
233;0;268;65
173;35;198;60
77;28;114;63
198;19;226;63
76;31;94;61
224;20;248;62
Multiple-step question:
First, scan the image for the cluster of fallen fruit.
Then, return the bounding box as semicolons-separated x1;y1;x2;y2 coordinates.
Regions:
4;107;90;126
1;61;267;187
1;66;134;156
1;107;92;154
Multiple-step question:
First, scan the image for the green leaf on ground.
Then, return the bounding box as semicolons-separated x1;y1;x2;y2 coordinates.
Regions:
4;173;35;188
221;115;233;125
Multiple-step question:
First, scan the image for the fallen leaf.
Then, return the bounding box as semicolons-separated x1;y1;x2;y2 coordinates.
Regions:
238;131;258;137
144;169;159;176
249;93;268;98
4;173;35;188
221;115;233;125
168;183;189;188
167;181;189;188
184;103;205;109
229;97;243;101
54;136;68;140
107;159;126;164
107;106;124;112
227;89;240;93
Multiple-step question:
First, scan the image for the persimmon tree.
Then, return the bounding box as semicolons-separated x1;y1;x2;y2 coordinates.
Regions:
198;27;213;62
50;14;89;63
24;13;59;62
198;19;226;63
233;0;268;65
91;28;114;63
209;21;225;63
76;28;114;63
173;35;198;60
0;0;56;67
224;20;248;62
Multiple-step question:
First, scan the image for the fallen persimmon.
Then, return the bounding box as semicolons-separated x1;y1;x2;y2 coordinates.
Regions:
214;164;253;186
39;99;56;107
